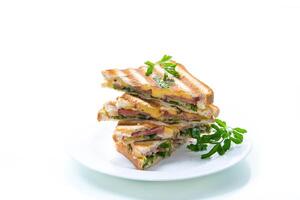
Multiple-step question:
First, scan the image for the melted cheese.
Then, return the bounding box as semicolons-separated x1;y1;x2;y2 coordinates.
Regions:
147;86;191;99
136;103;161;118
157;127;177;139
115;125;148;137
116;95;178;119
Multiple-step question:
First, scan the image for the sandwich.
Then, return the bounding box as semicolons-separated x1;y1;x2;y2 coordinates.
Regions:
101;63;214;113
112;120;212;169
97;55;247;170
98;93;219;123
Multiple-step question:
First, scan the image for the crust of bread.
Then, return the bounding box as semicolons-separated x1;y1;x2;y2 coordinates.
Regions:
176;63;214;104
115;141;145;170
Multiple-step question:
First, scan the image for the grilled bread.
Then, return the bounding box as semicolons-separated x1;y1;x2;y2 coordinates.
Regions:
98;93;219;123
102;63;214;112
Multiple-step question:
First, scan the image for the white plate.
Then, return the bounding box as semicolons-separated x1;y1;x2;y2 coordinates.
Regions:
66;122;251;181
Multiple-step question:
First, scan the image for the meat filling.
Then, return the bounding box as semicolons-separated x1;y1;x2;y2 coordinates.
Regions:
131;126;164;137
118;109;140;116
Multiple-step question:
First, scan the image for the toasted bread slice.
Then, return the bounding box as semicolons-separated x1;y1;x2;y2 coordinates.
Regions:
98;93;219;123
102;63;214;111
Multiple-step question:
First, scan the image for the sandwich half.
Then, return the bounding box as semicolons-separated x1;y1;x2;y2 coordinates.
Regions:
98;93;219;123
101;63;214;113
112;120;212;169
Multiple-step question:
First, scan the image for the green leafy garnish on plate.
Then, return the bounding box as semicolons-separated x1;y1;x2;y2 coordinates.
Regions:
186;119;247;159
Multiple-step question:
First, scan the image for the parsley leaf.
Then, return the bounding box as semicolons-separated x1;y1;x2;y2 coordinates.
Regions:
145;61;155;76
223;139;231;152
162;62;180;78
217;144;225;156
231;137;242;144
233;131;243;141
162;62;176;68
233;127;247;134
201;144;220;159
215;119;226;128
159;55;172;63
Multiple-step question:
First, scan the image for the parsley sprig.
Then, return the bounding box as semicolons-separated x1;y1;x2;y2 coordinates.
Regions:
186;119;247;159
144;55;180;78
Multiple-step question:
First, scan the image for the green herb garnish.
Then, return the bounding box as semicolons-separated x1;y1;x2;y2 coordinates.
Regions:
162;62;180;78
186;119;247;159
145;61;155;76
153;76;175;89
159;140;171;149
159;55;172;63
144;55;180;78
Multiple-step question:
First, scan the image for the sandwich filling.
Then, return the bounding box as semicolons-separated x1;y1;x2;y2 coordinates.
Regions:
98;94;218;123
113;121;211;145
115;123;211;169
113;124;180;144
117;139;182;169
112;84;203;112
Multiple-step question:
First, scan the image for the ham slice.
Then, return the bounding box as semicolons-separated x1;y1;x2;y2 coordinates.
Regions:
131;126;164;137
118;109;140;116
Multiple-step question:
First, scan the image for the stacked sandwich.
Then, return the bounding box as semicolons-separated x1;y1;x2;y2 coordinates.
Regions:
98;58;219;170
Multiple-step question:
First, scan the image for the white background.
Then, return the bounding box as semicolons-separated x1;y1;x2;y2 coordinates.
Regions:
0;0;300;199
